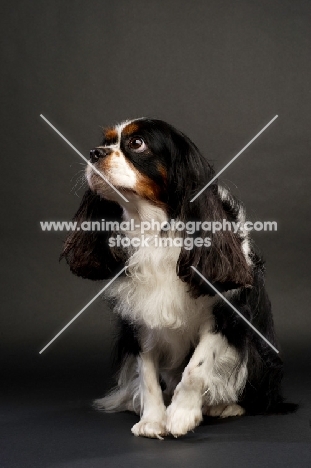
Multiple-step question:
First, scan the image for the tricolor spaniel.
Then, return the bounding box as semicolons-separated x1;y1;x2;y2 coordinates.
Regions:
62;118;295;439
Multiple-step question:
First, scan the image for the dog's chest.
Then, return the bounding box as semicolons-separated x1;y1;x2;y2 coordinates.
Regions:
107;242;210;329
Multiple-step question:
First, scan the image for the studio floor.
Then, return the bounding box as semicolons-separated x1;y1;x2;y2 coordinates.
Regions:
1;363;310;468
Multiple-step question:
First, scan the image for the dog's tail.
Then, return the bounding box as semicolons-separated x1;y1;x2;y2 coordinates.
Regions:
93;355;141;415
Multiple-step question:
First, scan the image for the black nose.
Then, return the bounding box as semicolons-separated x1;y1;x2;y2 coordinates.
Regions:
90;148;107;163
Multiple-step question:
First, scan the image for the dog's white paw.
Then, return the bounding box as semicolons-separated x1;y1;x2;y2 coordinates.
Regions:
204;403;245;418
166;403;202;437
131;419;167;439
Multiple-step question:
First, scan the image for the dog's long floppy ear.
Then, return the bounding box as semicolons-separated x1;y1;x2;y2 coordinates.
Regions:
166;131;253;297
177;185;253;297
61;189;125;280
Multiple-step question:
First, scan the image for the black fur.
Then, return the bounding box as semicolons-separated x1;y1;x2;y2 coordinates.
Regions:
62;118;296;419
113;317;141;369
61;189;126;279
212;255;292;414
121;119;253;294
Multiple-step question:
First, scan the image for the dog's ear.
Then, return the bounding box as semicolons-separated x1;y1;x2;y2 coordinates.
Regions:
164;130;252;297
176;185;253;297
61;189;125;280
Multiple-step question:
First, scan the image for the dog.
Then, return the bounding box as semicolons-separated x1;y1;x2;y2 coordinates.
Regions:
62;118;295;438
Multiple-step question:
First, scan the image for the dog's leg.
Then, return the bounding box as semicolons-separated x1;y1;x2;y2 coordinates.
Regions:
131;350;167;439
166;322;247;437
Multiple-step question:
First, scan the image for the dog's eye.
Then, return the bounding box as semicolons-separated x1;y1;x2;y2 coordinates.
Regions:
128;137;146;152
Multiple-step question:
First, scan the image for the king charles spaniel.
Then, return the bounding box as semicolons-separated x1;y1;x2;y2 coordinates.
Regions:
62;118;295;439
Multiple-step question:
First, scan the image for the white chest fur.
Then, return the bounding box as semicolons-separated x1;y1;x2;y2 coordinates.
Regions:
106;199;216;330
106;239;216;330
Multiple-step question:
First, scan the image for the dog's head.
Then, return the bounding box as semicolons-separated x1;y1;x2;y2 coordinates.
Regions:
62;118;253;295
86;118;214;218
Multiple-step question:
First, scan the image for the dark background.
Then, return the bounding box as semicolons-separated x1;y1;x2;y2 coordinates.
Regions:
1;1;311;467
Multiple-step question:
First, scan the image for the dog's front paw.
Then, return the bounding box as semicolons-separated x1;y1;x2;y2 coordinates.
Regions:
166;402;202;437
131;419;167;439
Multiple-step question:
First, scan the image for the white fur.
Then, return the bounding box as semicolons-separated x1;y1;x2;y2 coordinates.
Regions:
90;136;249;437
204;403;245;417
218;185;252;266
106;201;216;330
131;351;167;439
166;322;247;436
116;119;133;141
106;152;137;189
95;197;247;437
86;119;137;195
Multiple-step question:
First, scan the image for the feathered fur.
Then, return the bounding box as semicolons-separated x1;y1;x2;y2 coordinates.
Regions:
62;118;296;438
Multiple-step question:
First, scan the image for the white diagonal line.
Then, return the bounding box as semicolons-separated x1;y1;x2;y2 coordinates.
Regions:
39;266;127;354
190;266;279;354
40;114;129;203
190;115;278;202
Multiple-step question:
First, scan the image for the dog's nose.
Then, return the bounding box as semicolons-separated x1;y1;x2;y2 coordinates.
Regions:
90;148;109;163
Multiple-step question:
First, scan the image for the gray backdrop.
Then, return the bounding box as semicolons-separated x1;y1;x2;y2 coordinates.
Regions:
1;0;310;382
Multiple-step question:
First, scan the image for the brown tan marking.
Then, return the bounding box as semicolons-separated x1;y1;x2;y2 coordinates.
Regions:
103;127;118;142
94;151;166;207
135;174;163;203
158;164;167;183
122;122;140;136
